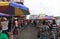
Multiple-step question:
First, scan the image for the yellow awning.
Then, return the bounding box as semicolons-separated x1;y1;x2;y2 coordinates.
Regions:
15;8;24;16
0;2;10;6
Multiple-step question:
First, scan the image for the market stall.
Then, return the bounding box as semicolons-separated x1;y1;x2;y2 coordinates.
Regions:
0;2;30;38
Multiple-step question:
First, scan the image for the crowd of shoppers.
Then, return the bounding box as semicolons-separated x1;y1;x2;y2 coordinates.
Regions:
0;16;59;39
36;19;58;39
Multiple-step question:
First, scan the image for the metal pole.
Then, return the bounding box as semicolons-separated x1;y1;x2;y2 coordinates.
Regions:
11;16;14;39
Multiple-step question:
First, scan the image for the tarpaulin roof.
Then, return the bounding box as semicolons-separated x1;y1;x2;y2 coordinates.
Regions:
10;2;28;11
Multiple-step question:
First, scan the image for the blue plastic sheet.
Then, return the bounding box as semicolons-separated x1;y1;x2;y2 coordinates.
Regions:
10;2;28;11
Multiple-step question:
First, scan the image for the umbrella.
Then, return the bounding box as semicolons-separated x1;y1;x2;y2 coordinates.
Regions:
0;12;10;16
46;16;56;20
46;16;52;20
10;2;30;16
40;16;46;20
40;16;56;20
10;2;28;11
51;16;56;20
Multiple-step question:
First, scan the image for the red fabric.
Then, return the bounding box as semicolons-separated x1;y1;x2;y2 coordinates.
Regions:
40;16;46;20
20;21;22;25
13;30;18;35
20;20;23;25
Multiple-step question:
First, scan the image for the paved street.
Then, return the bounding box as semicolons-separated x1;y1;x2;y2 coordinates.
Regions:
58;37;60;39
13;26;39;39
13;25;60;39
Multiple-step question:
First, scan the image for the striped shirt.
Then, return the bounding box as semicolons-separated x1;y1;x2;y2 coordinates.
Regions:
51;24;58;30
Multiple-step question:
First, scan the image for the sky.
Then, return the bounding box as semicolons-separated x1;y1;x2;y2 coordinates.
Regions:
24;0;60;16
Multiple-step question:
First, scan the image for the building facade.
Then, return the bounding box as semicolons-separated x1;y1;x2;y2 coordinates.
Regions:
29;15;39;19
29;14;46;19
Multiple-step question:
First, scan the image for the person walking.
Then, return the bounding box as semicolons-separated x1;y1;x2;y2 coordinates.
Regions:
40;22;49;39
47;21;52;39
1;17;9;38
0;18;8;39
50;20;58;39
37;23;43;38
13;18;19;35
33;20;36;27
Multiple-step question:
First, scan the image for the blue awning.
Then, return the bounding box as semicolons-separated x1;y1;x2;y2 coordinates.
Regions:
10;2;28;11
